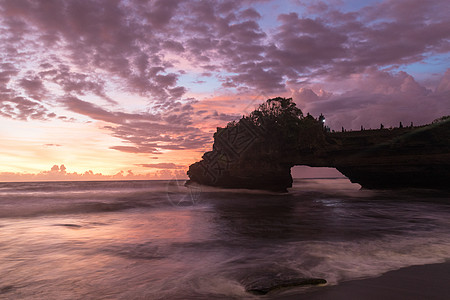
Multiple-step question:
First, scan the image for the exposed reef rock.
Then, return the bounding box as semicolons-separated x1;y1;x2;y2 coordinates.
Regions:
242;275;326;295
238;266;327;295
187;97;450;191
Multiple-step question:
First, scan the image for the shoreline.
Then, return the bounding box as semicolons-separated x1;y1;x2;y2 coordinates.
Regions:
272;262;450;300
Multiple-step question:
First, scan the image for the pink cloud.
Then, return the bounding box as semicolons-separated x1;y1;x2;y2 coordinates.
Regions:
137;163;184;169
63;96;210;153
293;69;450;130
436;69;450;93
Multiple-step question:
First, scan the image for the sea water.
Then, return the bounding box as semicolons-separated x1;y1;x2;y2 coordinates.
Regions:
0;179;449;299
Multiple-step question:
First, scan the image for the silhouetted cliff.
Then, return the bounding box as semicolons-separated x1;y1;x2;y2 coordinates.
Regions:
187;98;450;191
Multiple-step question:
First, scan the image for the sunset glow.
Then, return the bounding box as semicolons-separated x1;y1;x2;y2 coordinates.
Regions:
1;0;449;181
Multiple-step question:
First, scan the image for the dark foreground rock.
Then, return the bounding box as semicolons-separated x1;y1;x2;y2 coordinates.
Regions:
241;272;326;295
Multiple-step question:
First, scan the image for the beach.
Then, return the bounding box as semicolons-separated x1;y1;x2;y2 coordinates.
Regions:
276;262;450;300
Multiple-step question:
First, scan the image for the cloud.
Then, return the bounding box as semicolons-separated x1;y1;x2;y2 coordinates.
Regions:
436;69;450;93
1;0;449;97
40;64;117;104
136;163;184;169
0;0;187;104
202;110;241;122
271;13;347;72
239;8;261;20
293;69;450;129
63;95;210;153
0;0;449;158
0;96;52;120
18;75;47;101
269;1;450;81
63;95;146;124
0;164;187;181
162;40;185;53
0;63;54;120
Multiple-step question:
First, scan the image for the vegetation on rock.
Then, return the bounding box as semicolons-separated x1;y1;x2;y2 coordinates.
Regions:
221;97;323;152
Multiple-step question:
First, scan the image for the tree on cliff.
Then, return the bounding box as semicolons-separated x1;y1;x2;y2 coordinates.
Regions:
247;97;303;127
224;97;309;150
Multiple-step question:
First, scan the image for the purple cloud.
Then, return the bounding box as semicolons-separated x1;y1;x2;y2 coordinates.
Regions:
2;0;448;95
0;63;53;120
1;0;449;156
18;76;47;101
294;69;450;130
136;163;184;169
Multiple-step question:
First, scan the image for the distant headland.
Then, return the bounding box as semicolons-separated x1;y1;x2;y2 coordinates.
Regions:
186;97;450;192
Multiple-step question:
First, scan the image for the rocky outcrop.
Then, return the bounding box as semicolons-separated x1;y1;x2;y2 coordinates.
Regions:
329;121;450;189
242;275;326;295
238;266;327;295
187;98;450;191
186;116;312;192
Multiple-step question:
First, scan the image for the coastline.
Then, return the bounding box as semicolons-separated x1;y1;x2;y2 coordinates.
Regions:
273;262;450;300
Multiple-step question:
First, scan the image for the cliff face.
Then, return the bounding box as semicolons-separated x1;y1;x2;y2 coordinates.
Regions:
187;118;297;192
328;121;450;189
187;103;450;191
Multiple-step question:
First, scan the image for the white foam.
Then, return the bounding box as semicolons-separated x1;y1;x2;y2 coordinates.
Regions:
285;234;450;285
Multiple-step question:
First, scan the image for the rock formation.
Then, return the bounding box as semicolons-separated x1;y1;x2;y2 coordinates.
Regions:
238;265;327;295
242;274;326;295
187;98;450;191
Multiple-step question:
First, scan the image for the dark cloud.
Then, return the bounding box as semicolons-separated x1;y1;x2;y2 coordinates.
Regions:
294;69;450;130
2;0;448;97
0;62;56;120
136;163;184;169
162;40;185;53
108;121;210;153
140;0;182;29
203;110;241;121
0;96;50;120
39;64;117;104
0;63;17;97
0;62;53;120
0;0;187;103
63;96;144;124
267;1;450;81
18;75;47;101
269;13;347;77
239;8;261;20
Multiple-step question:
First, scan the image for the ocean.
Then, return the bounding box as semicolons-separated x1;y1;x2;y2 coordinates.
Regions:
0;178;449;299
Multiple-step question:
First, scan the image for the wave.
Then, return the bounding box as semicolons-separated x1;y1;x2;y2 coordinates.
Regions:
0;180;186;218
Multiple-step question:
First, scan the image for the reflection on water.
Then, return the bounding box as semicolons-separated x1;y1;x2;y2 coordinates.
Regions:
0;179;449;299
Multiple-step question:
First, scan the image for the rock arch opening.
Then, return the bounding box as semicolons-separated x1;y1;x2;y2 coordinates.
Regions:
291;166;344;179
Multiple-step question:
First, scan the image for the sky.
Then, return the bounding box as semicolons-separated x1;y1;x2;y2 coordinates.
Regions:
0;0;449;181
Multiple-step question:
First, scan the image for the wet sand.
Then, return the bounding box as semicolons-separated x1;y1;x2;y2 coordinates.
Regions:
276;262;450;300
